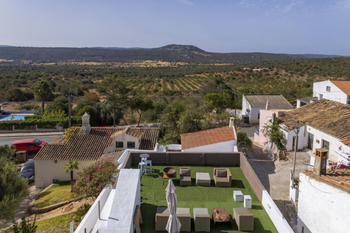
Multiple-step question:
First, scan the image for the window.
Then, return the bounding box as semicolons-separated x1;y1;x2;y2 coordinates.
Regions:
34;139;42;146
326;86;331;92
116;141;123;148
28;143;35;148
127;141;135;148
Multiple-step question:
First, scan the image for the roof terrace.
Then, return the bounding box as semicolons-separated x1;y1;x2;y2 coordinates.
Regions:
75;151;293;233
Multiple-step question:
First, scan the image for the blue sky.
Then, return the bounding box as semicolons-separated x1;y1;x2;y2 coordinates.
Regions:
0;0;349;55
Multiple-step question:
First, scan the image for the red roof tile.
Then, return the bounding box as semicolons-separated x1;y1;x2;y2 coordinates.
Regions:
181;126;235;150
304;170;350;194
330;80;350;96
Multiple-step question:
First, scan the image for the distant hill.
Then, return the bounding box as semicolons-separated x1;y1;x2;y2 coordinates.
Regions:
299;54;343;59
0;44;310;64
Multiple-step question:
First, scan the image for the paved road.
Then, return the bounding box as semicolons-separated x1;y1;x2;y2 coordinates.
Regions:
0;135;60;146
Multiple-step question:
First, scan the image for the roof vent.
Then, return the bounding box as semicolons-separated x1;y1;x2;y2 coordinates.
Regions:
265;100;270;110
81;112;91;134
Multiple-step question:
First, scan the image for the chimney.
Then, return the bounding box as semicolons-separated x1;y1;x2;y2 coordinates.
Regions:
313;148;327;176
81;112;91;134
229;117;234;127
265;100;270;110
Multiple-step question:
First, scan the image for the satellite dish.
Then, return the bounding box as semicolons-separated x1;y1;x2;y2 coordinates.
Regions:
246;109;250;113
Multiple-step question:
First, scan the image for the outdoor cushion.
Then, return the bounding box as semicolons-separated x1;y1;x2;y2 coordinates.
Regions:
180;176;191;182
180;168;191;176
216;169;227;177
216;177;228;182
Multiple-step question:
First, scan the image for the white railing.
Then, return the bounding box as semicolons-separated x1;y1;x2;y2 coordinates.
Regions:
74;186;112;233
262;190;294;233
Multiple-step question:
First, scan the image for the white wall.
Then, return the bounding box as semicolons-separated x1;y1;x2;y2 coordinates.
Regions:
307;126;342;163
242;95;251;121
313;80;348;104
35;160;94;188
75;186;113;233
112;133;140;150
261;190;294;233
283;126;306;151
297;173;350;233
182;139;237;152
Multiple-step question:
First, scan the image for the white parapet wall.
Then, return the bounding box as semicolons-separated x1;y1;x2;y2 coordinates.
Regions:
262;190;294;233
74;186;112;233
297;173;350;233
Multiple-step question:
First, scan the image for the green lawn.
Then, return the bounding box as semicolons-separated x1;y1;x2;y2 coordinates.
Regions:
33;184;73;208
140;165;277;233
35;212;75;233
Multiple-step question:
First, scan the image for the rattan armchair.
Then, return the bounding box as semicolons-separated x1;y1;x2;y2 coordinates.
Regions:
180;167;192;186
213;168;232;187
155;207;191;232
193;208;210;232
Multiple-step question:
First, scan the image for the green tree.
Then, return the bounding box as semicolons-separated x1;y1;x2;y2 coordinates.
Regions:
45;96;69;113
33;80;52;114
0;144;15;160
0;157;29;220
130;95;154;127
12;216;37;233
98;76;130;127
63;160;80;192
5;88;27;101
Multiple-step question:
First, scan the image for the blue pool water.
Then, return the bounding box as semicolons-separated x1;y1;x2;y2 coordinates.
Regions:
0;115;26;120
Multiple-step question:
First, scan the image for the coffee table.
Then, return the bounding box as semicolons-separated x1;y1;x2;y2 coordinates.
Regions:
212;208;232;228
196;172;211;186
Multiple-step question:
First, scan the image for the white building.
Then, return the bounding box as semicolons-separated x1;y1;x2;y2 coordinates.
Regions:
242;94;293;124
297;80;350;108
34;114;159;188
297;170;350;233
180;117;237;152
278;99;350;165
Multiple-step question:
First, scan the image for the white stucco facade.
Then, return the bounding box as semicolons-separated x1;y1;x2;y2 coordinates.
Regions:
281;125;306;151
313;80;349;104
182;139;238;152
297;173;350;233
112;133;141;150
35;160;94;188
242;96;260;124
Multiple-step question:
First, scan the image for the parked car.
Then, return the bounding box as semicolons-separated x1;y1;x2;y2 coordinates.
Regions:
20;159;35;183
12;139;47;152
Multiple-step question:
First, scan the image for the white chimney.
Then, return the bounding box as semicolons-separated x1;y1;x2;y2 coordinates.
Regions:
265;100;270;110
229;117;234;127
81;112;91;134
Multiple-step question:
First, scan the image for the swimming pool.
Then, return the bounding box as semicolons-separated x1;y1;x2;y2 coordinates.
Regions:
0;115;26;120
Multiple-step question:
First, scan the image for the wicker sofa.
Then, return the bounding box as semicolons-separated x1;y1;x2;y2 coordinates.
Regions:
155;207;191;232
233;207;254;231
180;167;192;186
213;168;232;187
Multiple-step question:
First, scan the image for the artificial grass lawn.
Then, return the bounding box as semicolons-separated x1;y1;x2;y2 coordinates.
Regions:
140;166;277;233
33;184;73;208
35;212;75;233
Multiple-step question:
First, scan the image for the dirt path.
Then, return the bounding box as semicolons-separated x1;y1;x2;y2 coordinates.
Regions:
0;184;43;230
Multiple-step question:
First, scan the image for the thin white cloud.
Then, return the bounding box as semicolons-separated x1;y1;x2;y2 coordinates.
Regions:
176;0;193;5
282;0;303;13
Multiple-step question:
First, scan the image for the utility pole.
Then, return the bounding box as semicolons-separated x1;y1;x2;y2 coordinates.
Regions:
292;120;299;183
68;93;73;128
235;86;237;123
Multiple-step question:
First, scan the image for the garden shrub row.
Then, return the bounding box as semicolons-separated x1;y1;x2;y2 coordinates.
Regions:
0;116;82;130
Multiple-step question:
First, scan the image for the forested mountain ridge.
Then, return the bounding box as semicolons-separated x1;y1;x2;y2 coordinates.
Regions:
0;44;307;64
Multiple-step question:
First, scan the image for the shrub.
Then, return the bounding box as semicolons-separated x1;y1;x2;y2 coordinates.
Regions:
237;132;252;147
15;103;39;111
12;216;37;233
73;161;118;198
74;204;91;222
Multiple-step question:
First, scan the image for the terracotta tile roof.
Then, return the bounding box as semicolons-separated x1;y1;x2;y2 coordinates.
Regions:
278;99;350;140
341;139;350;146
34;127;159;161
330;80;350;96
304;170;350;194
181;126;235;150
110;127;144;139
244;94;293;109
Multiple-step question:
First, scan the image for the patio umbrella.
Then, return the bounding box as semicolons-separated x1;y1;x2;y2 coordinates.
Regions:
165;179;182;233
